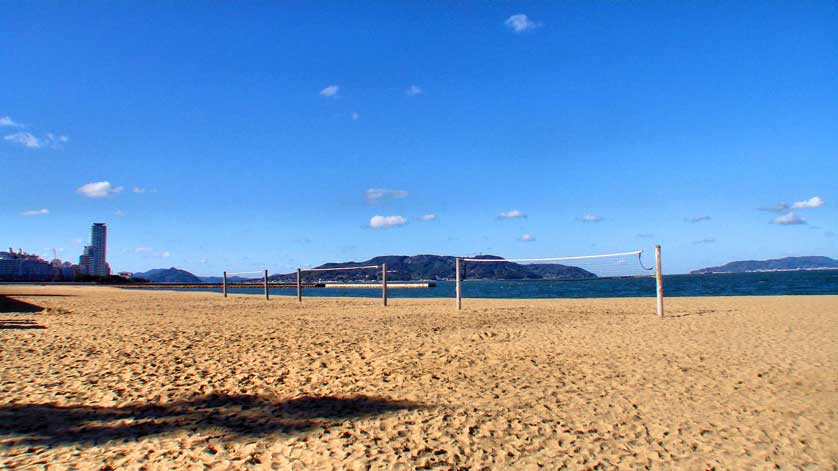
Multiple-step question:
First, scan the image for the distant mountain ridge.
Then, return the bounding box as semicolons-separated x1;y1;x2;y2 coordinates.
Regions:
269;254;596;282
132;267;203;283
691;256;838;274
134;255;598;283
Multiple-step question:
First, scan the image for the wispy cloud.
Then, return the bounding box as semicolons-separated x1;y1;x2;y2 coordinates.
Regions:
135;247;170;259
369;215;407;229
772;212;806;225
417;214;437;221
758;202;790;213
498;209;526;219
114;210;126;217
792;196;824;209
505;14;540;33
692;238;716;245
77;181;123;198
20;208;49;216
406;85;422;96
44;133;68;148
2;118;67;149
320;85;339;97
132;186;146;194
576;215;603;223
365;188;408;204
686;215;711;223
519;233;536;242
4;132;41;148
0;116;20;127
637;233;655;238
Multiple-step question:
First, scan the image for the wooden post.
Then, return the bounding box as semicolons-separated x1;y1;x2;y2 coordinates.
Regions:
264;269;270;300
296;268;302;302
223;271;228;298
455;257;462;311
382;263;388;307
655;245;664;318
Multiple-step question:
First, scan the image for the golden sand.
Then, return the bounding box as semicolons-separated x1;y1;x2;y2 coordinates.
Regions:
1;286;836;470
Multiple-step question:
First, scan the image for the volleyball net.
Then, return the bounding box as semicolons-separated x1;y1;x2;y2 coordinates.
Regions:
456;247;663;315
222;269;270;299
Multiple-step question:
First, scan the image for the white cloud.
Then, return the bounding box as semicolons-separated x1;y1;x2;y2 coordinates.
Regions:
692;238;716;244
498;209;526;219
161;251;171;259
759;202;790;212
365;188;409;204
132;186;146;193
0;116;20;127
792;196;824;209
406;85;423;96
134;247;153;254
200;257;208;265
505;14;540;33
417;214;437;221
519;234;536;242
4;132;41;148
686;215;711;223
320;85;339;97
369;215;407;229
577;215;603;222
772;212;806;225
77;181;123;198
351;112;360;121
114;210;126;217
20;208;49;216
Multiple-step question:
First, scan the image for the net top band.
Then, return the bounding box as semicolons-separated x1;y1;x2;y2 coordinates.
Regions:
301;265;380;272
461;250;643;263
225;270;267;276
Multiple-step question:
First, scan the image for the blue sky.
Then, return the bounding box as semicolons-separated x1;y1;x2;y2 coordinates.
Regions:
3;1;836;275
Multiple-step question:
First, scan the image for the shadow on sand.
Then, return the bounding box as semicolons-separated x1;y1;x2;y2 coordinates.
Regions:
0;394;423;446
0;295;45;314
0;319;46;330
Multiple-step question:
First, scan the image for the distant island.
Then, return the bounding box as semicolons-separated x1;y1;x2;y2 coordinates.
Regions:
133;255;597;283
132;268;203;283
270;255;596;282
691;256;838;274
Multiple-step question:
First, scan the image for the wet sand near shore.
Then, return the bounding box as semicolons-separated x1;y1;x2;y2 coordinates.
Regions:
1;286;836;470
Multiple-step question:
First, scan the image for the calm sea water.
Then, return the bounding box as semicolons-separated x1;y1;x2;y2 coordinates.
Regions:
184;270;838;299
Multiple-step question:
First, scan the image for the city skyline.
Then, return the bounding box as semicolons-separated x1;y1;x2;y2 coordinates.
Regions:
4;2;837;275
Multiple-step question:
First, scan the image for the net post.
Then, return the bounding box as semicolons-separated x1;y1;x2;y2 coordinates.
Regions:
223;271;228;298
264;269;270;300
382;263;388;307
296;268;302;302
455;257;462;311
655;245;664;318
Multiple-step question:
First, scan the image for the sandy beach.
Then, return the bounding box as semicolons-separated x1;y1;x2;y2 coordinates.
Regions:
1;286;836;470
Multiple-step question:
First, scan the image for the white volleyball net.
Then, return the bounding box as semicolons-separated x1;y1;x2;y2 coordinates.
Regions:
299;265;381;283
460;250;654;281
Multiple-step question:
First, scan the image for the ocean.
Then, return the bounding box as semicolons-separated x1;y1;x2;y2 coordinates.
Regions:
194;270;838;299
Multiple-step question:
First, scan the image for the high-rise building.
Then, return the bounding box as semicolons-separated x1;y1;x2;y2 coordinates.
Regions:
80;223;110;277
91;223;108;276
